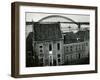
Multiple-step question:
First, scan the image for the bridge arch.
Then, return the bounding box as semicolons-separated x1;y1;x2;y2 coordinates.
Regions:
38;15;78;25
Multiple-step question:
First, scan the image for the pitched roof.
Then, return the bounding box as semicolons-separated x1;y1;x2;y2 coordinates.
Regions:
34;22;62;41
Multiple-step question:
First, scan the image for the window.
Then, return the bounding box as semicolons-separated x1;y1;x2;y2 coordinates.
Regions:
82;44;84;50
40;46;42;48
40;58;43;63
58;59;60;62
66;47;68;51
49;44;52;51
79;45;80;50
64;35;66;43
40;50;42;52
70;46;72;51
86;43;88;46
66;56;68;61
27;51;32;56
40;58;44;66
76;45;77;51
76;54;79;59
57;43;60;50
40;53;44;57
71;55;72;60
79;53;80;59
58;54;60;58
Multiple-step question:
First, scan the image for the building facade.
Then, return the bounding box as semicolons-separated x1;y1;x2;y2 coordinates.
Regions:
33;22;64;66
64;41;89;65
26;22;90;67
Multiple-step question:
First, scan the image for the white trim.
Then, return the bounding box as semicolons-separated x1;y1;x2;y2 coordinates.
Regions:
19;6;95;75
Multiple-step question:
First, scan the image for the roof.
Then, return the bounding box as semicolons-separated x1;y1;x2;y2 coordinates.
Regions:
63;32;77;44
76;30;89;41
76;30;89;35
64;32;77;39
34;22;62;41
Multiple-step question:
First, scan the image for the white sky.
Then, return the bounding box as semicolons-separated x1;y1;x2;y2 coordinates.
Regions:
26;12;90;32
26;12;90;22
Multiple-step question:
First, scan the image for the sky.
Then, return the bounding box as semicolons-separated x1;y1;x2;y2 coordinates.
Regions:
26;12;90;33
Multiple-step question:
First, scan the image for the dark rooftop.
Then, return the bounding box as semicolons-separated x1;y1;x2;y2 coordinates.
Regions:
34;22;62;41
76;30;89;41
63;32;78;44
